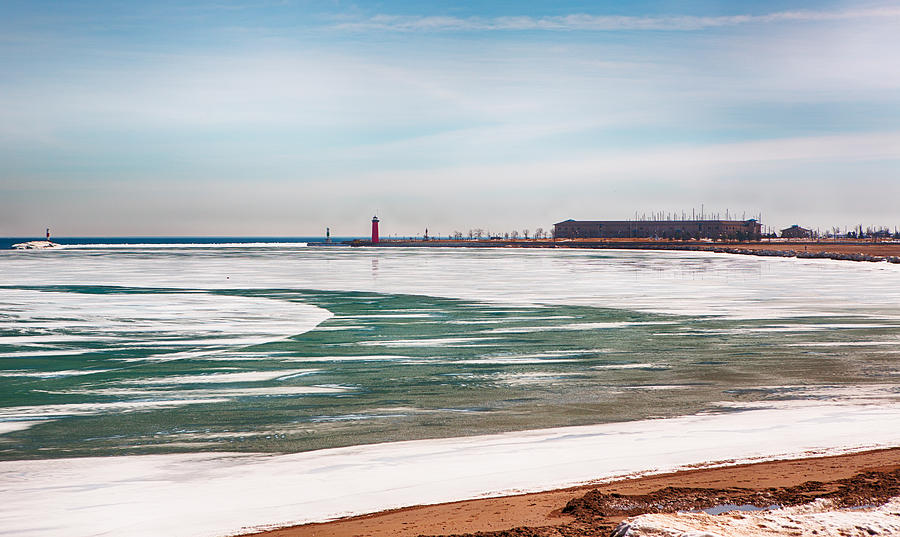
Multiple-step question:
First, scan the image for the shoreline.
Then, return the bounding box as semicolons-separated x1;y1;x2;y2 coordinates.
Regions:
7;403;900;537
243;447;900;537
345;238;900;264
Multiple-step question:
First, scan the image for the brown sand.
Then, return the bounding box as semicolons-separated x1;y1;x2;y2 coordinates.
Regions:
242;447;900;537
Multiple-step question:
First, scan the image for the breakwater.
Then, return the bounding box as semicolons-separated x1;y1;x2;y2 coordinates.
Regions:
627;244;900;264
348;239;900;264
699;247;900;264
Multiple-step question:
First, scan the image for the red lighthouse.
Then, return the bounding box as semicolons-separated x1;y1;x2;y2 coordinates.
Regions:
371;216;380;244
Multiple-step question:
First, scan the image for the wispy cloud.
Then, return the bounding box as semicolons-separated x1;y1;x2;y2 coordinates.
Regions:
344;131;900;192
4;1;900;234
334;7;900;32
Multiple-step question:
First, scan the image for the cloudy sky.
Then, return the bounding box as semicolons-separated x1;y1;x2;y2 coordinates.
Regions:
2;0;899;237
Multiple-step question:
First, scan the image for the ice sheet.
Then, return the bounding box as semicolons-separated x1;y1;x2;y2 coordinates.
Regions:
3;247;900;318
2;402;899;537
0;289;333;362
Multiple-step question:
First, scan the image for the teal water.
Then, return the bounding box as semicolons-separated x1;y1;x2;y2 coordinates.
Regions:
1;245;899;461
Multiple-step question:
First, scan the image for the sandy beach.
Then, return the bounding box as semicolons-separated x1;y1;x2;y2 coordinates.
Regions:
245;447;900;537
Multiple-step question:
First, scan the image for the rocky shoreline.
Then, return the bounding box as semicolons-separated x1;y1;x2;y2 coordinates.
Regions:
428;466;900;537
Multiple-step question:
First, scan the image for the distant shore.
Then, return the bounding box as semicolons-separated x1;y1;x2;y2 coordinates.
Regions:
243;447;900;537
346;238;900;263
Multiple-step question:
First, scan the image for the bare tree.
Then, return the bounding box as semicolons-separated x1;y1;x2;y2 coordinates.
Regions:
510;230;519;239
534;227;544;239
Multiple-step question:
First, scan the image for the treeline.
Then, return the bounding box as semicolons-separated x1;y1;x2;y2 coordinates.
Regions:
449;228;550;240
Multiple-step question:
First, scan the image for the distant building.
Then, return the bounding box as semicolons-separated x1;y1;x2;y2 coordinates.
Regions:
780;225;811;239
553;219;761;240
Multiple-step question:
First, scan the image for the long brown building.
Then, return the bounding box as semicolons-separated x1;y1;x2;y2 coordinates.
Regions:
553;219;762;240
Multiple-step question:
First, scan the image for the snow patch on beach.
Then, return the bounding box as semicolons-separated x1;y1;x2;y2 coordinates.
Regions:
616;497;900;537
3;402;900;537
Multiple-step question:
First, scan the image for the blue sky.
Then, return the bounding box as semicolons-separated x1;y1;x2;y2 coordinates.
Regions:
2;1;899;236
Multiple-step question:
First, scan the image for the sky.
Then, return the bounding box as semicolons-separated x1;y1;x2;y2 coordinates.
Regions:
2;0;899;237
